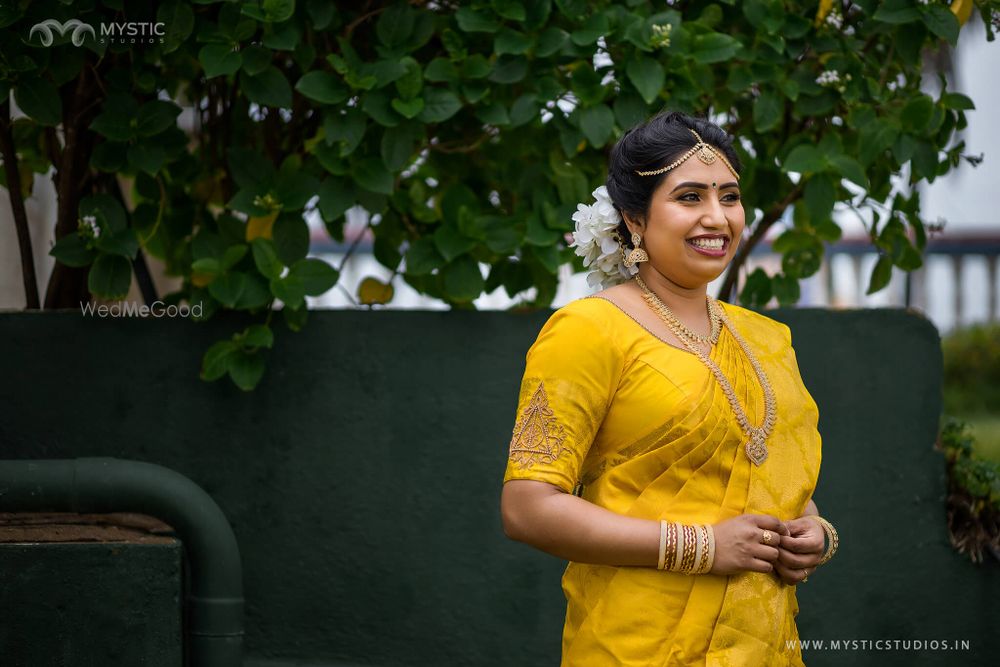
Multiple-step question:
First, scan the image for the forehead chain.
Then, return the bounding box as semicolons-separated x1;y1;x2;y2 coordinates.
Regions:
635;128;740;180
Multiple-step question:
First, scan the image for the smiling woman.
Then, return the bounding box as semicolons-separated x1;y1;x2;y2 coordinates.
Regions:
500;111;838;666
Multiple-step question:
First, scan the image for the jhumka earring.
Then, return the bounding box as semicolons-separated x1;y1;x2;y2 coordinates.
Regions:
622;231;649;268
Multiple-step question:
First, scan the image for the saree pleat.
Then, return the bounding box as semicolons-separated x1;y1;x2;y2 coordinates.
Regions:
503;296;821;666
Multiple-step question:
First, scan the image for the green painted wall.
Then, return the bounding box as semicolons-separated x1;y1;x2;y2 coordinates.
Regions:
0;541;182;666
0;307;996;666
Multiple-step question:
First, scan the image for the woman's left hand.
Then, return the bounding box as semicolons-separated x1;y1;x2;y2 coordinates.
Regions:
773;516;825;586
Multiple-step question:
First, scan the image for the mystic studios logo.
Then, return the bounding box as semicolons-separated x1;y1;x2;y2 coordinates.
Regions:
29;19;166;47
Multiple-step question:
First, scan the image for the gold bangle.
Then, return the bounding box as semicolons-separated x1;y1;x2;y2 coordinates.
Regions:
657;520;668;570
804;515;839;565
671;522;685;571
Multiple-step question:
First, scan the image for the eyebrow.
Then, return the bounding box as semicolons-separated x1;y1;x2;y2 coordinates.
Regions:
669;181;740;193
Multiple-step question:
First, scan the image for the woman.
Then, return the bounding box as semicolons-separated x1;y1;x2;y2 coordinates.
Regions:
500;111;838;666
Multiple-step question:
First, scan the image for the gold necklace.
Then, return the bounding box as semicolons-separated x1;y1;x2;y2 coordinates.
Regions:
634;275;721;345
635;275;775;466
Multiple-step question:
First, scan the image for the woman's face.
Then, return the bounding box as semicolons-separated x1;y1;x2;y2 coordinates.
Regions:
625;153;745;290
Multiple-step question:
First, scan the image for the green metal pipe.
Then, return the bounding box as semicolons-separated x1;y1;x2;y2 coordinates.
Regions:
0;457;244;667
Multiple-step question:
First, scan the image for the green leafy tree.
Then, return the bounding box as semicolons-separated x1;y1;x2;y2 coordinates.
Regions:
2;0;998;389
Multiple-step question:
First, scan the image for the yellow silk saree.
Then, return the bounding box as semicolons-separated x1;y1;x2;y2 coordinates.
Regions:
503;296;822;666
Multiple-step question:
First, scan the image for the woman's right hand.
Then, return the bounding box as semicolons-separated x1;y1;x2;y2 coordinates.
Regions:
710;514;788;575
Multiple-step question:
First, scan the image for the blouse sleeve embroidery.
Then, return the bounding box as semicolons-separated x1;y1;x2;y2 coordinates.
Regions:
507;381;568;469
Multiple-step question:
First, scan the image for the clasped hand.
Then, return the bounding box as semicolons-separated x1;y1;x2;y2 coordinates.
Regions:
710;514;825;585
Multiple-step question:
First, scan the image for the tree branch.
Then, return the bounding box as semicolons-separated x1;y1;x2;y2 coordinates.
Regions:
716;184;804;303
0;99;40;309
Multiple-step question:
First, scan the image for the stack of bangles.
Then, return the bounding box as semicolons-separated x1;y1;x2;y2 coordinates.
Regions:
656;520;715;574
803;515;839;565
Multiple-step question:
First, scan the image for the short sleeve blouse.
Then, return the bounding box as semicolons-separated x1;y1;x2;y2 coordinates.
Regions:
502;301;625;493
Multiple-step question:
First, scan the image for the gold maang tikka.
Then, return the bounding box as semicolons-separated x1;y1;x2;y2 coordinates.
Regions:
635;129;740;180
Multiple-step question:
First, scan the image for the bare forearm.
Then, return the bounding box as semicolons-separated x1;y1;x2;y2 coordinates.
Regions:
502;483;659;567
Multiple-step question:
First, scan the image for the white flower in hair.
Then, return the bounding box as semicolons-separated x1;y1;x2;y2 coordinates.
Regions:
569;185;639;290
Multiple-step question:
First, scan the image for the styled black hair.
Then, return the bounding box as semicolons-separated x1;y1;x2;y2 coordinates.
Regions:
606;111;742;249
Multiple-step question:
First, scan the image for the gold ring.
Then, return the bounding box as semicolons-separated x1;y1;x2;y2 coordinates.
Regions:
762;530;772;544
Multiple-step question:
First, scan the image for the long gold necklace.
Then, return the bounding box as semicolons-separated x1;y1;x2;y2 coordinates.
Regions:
635;275;776;466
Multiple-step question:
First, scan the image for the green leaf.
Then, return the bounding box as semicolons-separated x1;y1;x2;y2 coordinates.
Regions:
272;215;310;264
579;105;614;148
536;27;568;57
88;254;132;299
391;97;425;119
262;0;295;22
753;90;782;133
829;155;867;187
50;233;96;268
804;175;835;223
323;107;367;155
201;340;238;382
241;46;273;76
495;28;533;55
476;102;510;126
901;94;935;133
433;224;477;262
783;145;825;174
873;0;920;24
771;272;800;306
158;0;195;54
95;229;139;259
361;90;402;127
252;238;284;279
739;267;772;308
419;89;462;123
80;194;128;233
509;94;538;127
317;177;354;222
270;273;306;309
442;256;484;302
942;93;974;110
492;0;527;21
127;143;166;176
241;67;293;108
221;244;248;270
228;350;266;391
405;238;443;276
136;101;182;138
282;304;308;332
15;77;62;126
381;123;421;171
570;12;609;46
691;33;742;64
353;157;394;194
613;92;647;130
456;7;500;33
488;57;528;84
289;258;339;296
866;254;893;294
241;324;274;349
921;4;959;45
376;4;415;47
626;57;664;105
199;44;242;78
424;58;459;83
394;57;424;99
295;71;349;105
209;271;248;307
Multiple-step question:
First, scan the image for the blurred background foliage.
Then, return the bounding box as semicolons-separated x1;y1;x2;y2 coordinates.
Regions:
2;0;999;389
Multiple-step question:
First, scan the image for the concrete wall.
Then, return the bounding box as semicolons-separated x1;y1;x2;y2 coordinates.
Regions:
0;307;995;666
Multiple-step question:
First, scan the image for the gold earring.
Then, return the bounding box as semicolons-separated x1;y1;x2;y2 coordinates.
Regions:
623;231;649;267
